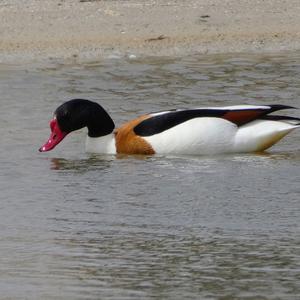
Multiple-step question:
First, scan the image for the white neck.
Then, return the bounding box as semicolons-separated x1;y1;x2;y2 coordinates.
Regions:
85;133;116;154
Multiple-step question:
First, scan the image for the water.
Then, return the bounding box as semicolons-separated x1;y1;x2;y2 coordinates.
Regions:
0;53;300;299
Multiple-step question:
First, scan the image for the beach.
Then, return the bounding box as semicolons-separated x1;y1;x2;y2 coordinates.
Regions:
1;0;300;63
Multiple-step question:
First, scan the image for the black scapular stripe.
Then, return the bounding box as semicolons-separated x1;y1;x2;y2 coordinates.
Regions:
134;109;227;136
133;105;296;137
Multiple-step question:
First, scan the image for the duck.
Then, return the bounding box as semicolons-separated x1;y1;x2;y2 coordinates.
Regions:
39;99;300;155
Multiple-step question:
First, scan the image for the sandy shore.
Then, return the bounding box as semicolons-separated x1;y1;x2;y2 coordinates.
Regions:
1;0;300;63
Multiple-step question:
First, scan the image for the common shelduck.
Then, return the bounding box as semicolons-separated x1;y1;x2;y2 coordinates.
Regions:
39;99;300;155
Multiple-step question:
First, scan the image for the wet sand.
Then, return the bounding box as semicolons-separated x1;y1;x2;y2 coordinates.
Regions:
1;0;300;63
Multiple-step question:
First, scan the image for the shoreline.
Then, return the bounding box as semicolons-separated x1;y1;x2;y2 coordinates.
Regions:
1;0;300;63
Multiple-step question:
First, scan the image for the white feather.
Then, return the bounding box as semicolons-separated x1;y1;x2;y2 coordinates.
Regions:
86;134;116;154
144;117;237;155
233;120;299;152
144;118;299;155
202;105;270;110
150;105;271;117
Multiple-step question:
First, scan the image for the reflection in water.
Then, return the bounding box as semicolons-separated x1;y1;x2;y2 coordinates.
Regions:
230;150;300;163
0;52;300;299
50;156;113;172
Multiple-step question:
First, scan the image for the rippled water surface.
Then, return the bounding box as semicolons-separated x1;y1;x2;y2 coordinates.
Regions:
0;53;300;299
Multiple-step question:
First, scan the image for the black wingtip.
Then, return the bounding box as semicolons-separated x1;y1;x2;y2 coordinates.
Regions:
261;115;300;122
269;104;297;111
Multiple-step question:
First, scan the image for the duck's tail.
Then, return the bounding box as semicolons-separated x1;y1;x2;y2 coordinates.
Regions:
234;118;299;153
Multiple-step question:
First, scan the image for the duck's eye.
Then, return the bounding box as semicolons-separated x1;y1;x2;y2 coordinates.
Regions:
53;134;57;140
